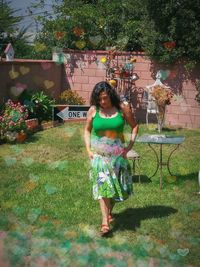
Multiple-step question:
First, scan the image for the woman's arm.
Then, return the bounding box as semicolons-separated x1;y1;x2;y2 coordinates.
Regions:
121;103;138;156
84;106;96;159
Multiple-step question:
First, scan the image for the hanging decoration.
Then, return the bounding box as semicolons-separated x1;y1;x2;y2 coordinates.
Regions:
35;42;47;52
108;79;117;88
168;69;178;79
75;40;86;49
89;35;102;46
159;70;170;80
55;31;66;40
100;57;107;64
163;41;176;51
73;27;85;37
130;57;137;63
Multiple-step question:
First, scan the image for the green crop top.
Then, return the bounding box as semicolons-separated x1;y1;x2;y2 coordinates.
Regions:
92;108;125;137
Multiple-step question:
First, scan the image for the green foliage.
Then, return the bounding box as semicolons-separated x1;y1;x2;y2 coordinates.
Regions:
30;0;199;70
0;0;21;35
60;90;86;105
140;0;200;68
30;91;55;123
0;1;33;58
30;0;144;58
21;91;55;124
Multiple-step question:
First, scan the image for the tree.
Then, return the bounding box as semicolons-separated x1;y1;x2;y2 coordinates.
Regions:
0;0;32;58
29;0;144;58
139;0;200;69
29;0;200;70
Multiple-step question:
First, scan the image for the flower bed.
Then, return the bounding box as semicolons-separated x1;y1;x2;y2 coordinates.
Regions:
0;100;29;142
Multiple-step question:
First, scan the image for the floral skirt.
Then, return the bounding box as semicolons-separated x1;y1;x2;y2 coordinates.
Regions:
90;153;133;201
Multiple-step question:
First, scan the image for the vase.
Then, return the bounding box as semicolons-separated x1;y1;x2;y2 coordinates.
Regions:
156;104;166;133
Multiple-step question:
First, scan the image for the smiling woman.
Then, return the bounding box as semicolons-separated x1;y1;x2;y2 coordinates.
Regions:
84;81;138;236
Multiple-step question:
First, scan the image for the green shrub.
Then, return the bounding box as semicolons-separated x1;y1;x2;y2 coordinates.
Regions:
25;91;55;124
60;90;85;105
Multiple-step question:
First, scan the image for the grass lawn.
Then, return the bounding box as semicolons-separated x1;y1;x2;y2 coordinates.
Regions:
0;122;200;267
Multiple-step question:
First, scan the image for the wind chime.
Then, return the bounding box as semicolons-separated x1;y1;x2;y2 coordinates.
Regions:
103;50;137;104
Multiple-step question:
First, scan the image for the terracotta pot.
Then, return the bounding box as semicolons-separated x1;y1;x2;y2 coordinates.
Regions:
25;118;39;131
41;121;53;130
16;132;27;142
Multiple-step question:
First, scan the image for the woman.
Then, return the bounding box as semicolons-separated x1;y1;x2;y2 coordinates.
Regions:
84;81;138;236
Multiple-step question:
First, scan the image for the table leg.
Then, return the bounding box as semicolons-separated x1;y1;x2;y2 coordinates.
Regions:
160;144;163;189
166;144;180;175
148;143;163;189
148;143;159;178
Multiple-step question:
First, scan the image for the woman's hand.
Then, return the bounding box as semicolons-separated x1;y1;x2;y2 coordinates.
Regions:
87;149;94;160
122;141;134;158
121;147;130;159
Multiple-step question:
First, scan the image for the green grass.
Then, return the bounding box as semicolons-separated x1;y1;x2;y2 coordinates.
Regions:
0;122;200;267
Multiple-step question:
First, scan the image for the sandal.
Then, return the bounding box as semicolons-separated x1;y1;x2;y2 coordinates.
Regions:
100;224;110;236
108;214;114;223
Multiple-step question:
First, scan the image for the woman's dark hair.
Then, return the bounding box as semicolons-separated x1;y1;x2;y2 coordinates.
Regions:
90;81;121;109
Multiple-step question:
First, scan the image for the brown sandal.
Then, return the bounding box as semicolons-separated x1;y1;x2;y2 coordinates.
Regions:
100;224;110;236
108;215;114;223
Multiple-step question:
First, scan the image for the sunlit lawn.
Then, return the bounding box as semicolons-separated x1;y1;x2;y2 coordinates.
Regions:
0;122;199;267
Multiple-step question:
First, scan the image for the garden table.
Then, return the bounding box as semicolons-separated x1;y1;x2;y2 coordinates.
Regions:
136;134;185;189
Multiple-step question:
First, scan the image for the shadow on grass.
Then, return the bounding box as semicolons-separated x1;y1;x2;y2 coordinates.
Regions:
23;134;41;143
162;127;182;132
112;205;177;232
168;172;199;185
133;175;152;183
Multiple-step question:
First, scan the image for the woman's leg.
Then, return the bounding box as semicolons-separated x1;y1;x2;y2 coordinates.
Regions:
99;198;111;226
108;199;115;223
109;199;115;215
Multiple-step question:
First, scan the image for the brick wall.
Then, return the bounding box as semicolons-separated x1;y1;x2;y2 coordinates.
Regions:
0;52;199;128
0;59;67;101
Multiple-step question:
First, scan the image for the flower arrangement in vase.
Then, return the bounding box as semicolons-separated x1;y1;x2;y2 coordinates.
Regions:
150;85;174;132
